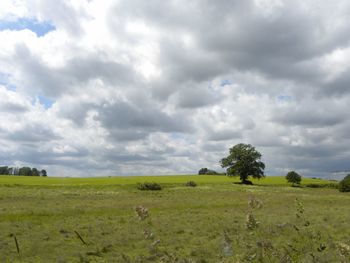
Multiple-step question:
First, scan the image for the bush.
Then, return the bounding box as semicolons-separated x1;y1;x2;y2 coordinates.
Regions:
339;174;350;192
305;183;322;188
306;183;338;189
137;182;162;191
185;181;197;187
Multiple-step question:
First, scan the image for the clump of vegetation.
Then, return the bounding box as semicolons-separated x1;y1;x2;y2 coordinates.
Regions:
0;166;47;176
185;181;197;187
339;174;350;192
246;196;262;230
220;143;265;184
137;182;162;191
135;205;149;220
198;167;220;175
286;171;302;186
306;183;338;189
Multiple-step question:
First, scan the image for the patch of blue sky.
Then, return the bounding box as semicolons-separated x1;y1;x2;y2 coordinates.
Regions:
0;17;55;37
0;73;8;85
170;132;196;144
170;132;184;140
276;94;293;102
37;95;54;109
0;73;16;91
220;79;233;86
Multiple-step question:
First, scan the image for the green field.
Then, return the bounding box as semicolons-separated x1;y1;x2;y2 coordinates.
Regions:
0;175;349;262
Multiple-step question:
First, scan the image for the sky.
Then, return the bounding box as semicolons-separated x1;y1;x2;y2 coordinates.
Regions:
0;0;350;178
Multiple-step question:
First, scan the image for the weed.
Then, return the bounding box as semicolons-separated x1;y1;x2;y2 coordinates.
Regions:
185;181;197;187
135;205;149;221
137;182;162;191
246;212;259;230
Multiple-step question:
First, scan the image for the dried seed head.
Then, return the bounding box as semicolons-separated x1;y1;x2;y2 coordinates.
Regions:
248;196;263;209
135;205;149;220
337;242;350;257
246;213;259;230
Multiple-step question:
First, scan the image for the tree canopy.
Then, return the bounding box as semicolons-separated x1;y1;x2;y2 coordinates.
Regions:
0;166;47;176
220;143;265;184
339;174;350;192
285;171;302;186
198;168;220;175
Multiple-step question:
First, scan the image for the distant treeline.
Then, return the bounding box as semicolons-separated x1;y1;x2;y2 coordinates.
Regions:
198;168;225;175
0;166;47;176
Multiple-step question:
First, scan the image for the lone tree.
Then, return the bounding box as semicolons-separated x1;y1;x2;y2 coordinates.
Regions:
220;143;265;184
286;171;302;186
339;174;350;192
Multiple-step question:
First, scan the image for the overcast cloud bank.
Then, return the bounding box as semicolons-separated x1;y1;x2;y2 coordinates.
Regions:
1;0;350;178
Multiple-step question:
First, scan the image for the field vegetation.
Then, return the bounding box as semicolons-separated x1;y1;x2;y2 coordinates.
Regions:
0;175;349;262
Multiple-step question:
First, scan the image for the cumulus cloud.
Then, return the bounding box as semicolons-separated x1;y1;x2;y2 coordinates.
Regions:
0;0;350;178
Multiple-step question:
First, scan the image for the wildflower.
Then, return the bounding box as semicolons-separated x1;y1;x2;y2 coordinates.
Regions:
337;242;350;257
135;205;149;220
248;196;263;209
246;213;259;230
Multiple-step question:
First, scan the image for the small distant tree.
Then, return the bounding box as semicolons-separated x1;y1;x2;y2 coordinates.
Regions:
41;169;47;177
339;174;350;192
19;167;33;176
286;171;302;186
198;168;209;175
0;166;9;175
32;168;40;176
220;143;265;184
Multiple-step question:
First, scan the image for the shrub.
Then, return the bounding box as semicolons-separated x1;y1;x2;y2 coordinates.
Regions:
185;181;197;187
306;183;338;189
286;171;302;185
305;183;322;188
339;174;350;192
137;182;162;191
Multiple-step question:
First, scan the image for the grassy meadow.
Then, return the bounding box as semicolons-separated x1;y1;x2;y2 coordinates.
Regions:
0;175;349;262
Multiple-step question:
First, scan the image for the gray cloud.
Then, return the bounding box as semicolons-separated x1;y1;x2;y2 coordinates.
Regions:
5;124;60;142
0;100;29;113
12;44;138;97
271;106;347;127
206;129;241;142
97;100;193;133
171;83;222;109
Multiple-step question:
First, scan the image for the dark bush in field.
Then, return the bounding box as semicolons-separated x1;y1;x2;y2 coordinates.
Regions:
306;183;338;189
137;182;162;191
185;181;197;187
339;174;350;192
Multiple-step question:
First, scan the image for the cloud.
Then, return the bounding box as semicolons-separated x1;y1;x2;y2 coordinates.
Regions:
0;0;350;178
0;86;30;112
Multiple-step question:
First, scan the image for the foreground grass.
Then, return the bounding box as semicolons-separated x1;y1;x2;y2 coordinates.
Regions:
0;175;348;262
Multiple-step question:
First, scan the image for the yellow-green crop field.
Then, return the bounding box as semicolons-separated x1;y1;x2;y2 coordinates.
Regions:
0;175;349;262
